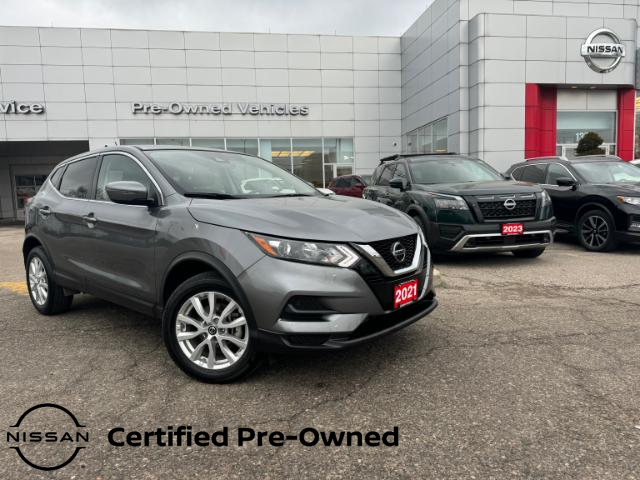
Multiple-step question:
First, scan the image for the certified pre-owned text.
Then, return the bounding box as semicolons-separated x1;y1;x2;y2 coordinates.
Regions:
108;426;399;447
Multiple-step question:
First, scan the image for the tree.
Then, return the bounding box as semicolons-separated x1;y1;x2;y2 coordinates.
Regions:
575;132;605;156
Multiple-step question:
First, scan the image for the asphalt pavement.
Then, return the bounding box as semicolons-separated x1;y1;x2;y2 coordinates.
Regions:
0;225;639;479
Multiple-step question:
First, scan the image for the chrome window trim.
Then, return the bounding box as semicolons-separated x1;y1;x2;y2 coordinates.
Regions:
52;151;164;207
354;234;422;277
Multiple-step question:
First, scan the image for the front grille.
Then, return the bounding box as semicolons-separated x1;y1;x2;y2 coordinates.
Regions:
477;198;537;220
368;234;417;271
354;258;427;311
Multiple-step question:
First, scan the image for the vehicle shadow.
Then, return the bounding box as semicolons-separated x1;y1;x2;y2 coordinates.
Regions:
62;293;439;386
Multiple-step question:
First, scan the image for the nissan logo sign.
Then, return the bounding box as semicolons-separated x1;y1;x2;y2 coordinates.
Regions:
503;199;517;211
391;242;406;263
580;28;625;73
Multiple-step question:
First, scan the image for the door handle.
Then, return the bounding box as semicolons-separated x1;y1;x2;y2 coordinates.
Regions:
82;214;97;227
38;206;51;217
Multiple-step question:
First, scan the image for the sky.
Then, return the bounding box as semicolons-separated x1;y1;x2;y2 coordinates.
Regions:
0;0;431;36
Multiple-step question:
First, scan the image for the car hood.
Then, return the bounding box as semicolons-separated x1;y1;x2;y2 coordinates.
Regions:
187;195;417;242
589;182;640;195
413;180;541;196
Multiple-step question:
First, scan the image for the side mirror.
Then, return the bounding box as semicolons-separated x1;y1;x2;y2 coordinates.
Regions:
106;181;156;206
556;177;577;189
316;188;336;196
389;177;408;191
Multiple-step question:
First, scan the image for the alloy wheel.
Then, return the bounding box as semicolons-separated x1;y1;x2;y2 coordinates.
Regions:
581;215;609;249
175;291;249;370
28;257;49;306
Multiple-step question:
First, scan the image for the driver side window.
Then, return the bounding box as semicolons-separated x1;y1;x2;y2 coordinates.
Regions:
546;163;572;185
96;154;152;202
377;164;395;186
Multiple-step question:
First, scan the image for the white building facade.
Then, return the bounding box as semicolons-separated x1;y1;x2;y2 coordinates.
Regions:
2;0;640;220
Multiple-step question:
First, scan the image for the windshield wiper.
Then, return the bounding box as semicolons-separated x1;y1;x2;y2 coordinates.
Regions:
183;192;241;199
267;193;315;198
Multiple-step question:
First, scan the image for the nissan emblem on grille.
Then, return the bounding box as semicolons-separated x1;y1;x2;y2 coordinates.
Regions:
391;242;406;263
503;198;517;211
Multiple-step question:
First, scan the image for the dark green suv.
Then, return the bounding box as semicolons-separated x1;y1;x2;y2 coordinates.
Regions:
363;154;556;257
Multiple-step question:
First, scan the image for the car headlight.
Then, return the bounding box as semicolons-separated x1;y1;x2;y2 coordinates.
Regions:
541;190;552;207
247;233;360;267
431;193;469;211
618;196;640;206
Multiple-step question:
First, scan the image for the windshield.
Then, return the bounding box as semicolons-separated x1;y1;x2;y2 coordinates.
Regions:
146;150;320;198
573;161;640;184
408;158;503;184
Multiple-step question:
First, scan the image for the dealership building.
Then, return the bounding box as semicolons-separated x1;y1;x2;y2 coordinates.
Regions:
1;0;640;220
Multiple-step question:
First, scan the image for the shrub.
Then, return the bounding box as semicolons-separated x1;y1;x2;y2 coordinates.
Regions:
575;132;605;156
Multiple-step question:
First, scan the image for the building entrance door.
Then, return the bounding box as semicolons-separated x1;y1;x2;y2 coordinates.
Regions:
14;173;48;220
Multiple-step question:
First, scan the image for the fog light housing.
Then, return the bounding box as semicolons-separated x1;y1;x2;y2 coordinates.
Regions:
629;221;640;232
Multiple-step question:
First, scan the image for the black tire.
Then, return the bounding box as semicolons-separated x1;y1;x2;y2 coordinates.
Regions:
512;248;546;258
577;208;617;252
26;247;73;315
162;272;262;383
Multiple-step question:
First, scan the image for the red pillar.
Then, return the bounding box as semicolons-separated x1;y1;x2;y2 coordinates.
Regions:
616;88;635;161
525;84;557;159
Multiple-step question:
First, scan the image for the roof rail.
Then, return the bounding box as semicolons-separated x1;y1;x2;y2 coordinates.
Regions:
379;152;459;163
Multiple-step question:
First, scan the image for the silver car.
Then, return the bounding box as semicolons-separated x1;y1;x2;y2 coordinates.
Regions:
23;146;437;382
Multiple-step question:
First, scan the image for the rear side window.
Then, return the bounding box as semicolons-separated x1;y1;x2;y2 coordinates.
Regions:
520;164;547;183
377;164;395;186
96;154;151;201
335;177;350;188
511;166;525;181
59;157;98;199
49;166;65;189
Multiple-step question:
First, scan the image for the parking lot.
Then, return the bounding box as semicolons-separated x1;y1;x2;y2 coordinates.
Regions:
0;225;639;478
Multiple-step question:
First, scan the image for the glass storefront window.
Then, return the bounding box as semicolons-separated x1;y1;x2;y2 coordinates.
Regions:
120;138;154;145
192;138;225;149
418;125;433;153
403;117;448;154
118;136;354;187
261;139;292;171
433;118;448;153
557;112;616;144
226;138;259;156
324;138;354;164
156;138;190;146
292;138;323;187
405;132;418;153
635;110;640;159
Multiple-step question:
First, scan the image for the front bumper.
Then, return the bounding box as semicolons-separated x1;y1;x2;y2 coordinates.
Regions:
255;294;437;352
614;230;640;244
237;243;435;352
428;218;556;253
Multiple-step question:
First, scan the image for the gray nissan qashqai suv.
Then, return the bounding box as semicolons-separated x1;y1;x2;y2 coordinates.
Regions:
23;146;437;382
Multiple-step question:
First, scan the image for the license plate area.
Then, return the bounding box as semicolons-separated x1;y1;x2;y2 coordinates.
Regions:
393;279;418;309
502;223;524;235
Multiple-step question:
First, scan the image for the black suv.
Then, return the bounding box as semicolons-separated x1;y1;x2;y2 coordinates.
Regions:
506;155;640;252
363;154;555;257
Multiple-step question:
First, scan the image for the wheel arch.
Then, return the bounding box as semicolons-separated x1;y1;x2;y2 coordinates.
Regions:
22;234;47;266
575;198;623;229
159;252;256;326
